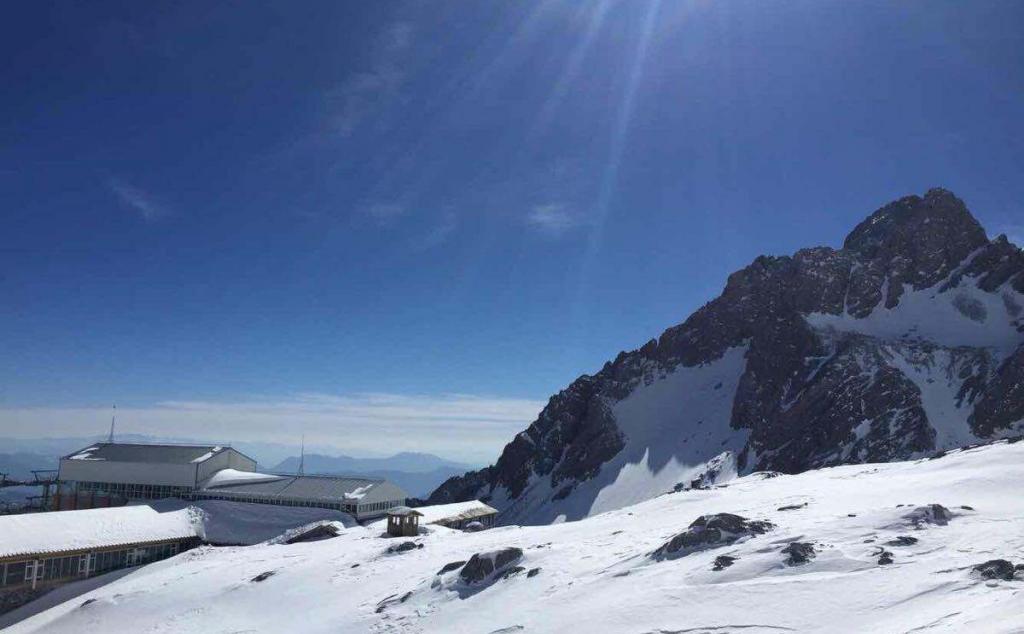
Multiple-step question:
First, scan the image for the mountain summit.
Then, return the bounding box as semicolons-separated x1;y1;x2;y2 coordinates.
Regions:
430;189;1024;524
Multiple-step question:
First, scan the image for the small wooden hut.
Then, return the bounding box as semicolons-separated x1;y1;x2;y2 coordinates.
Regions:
386;506;423;537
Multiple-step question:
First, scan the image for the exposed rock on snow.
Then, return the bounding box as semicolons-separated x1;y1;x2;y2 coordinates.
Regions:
651;513;773;561
712;555;737;571
386;541;421;555
459;548;524;584
777;503;808;511
781;541;817;566
886;535;918;547
972;560;1018;581
904;504;952;527
437;561;466;575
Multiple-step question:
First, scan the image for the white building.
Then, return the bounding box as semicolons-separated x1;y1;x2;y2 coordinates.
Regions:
0;506;201;612
195;470;407;520
56;443;257;507
56;443;408;521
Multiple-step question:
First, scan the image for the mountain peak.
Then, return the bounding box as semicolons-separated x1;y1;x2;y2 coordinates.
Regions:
842;188;987;258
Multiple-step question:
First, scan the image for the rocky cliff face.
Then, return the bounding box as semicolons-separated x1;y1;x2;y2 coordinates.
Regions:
430;189;1024;524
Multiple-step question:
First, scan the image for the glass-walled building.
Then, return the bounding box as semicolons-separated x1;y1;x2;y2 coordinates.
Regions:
0;505;201;615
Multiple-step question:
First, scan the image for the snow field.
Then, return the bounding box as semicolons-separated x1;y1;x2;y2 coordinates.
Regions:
10;440;1024;633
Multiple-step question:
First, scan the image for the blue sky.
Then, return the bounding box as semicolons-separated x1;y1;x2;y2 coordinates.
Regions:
2;1;1023;462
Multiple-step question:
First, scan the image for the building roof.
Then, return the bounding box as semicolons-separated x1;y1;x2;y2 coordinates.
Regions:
414;500;498;525
387;506;423;517
199;473;407;505
61;443;238;465
0;506;202;559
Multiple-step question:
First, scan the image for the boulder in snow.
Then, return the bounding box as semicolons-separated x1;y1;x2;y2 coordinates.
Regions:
437;561;466;575
387;541;421;554
904;504;952;527
712;555;736;571
972;559;1017;581
459;548;524;584
886;535;918;547
781;542;816;566
651;513;773;561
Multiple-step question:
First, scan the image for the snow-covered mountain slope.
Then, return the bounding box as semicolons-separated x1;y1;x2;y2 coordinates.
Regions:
430;189;1024;524
12;440;1024;633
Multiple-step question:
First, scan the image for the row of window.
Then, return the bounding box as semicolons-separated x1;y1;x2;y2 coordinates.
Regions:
73;481;193;500
64;481;403;517
194;493;356;513
358;500;402;514
0;542;181;587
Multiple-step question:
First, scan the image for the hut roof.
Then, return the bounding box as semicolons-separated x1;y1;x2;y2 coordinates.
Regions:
386;506;423;517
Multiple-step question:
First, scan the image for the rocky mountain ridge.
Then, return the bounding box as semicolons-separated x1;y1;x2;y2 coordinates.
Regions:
430;189;1024;525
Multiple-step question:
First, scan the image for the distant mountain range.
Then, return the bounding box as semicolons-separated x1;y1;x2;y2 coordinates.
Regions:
271;452;475;497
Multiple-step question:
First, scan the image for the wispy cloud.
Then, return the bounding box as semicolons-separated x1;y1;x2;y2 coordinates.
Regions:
363;202;408;227
526;203;580;237
0;392;543;464
109;179;170;222
410;211;457;250
328;21;414;137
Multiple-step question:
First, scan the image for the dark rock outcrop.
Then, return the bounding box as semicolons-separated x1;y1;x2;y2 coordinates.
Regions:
781;542;817;566
886;536;919;547
437;561;466;575
459;548;524;584
651;513;773;561
712;555;737;571
905;504;952;527
387;541;420;554
972;559;1017;581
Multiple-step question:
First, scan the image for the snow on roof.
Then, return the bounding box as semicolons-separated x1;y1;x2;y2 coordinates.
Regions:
0;506;202;559
60;443;232;465
343;484;374;501
68;447;101;461
199;474;402;504
413;500;498;525
200;469;285;488
190;447;223;463
387;506;422;517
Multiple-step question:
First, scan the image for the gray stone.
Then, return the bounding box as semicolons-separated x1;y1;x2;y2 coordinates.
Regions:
781;542;817;566
459;547;524;584
437;560;466;575
973;560;1017;581
652;514;773;561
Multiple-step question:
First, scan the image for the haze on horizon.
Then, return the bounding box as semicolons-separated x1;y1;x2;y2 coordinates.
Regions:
2;1;1023;464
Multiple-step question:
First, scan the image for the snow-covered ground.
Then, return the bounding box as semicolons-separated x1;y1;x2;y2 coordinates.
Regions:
10;440;1024;633
144;499;356;546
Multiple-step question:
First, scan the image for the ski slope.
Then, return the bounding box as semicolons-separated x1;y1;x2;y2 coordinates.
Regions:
10;440;1024;633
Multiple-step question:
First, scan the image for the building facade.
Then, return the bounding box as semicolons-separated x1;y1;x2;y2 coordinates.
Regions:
196;472;407;521
0;506;201;615
55;442;408;522
56;443;257;509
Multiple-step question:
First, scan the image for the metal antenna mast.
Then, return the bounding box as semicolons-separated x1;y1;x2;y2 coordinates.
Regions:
107;405;117;443
298;435;305;476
